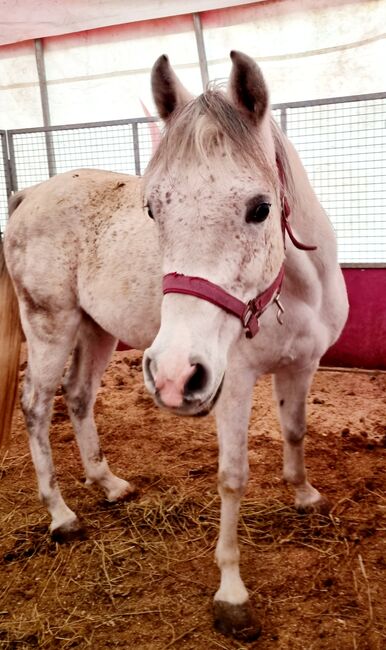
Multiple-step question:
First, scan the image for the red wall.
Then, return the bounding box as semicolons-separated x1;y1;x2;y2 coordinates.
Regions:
322;268;386;370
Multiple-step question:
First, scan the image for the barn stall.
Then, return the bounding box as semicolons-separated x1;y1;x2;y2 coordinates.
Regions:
0;1;385;648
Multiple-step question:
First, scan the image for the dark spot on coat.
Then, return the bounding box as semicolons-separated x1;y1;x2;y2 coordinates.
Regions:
114;181;125;189
49;473;58;490
21;288;50;315
23;408;36;430
70;389;90;420
40;494;50;508
72;173;79;178
91;448;104;464
286;428;306;443
280;399;285;407
6;235;26;255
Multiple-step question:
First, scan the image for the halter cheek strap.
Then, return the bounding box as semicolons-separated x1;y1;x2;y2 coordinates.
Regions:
162;157;316;338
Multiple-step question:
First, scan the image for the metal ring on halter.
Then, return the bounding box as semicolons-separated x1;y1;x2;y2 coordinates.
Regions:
242;302;254;329
274;294;285;325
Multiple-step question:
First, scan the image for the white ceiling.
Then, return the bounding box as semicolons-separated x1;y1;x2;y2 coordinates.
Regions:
0;0;264;46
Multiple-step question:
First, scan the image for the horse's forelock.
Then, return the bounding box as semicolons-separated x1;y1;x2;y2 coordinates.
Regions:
146;90;275;182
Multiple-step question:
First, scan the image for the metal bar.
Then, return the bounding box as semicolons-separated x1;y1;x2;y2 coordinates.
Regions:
340;263;386;269
6;90;385;138
280;107;287;134
7;132;18;193
0;131;13;198
34;38;57;177
132;123;141;176
193;13;209;90
7;116;159;136
272;91;386;111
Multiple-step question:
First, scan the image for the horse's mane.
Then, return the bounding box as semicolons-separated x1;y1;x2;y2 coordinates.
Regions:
146;90;274;180
270;118;297;210
146;89;296;211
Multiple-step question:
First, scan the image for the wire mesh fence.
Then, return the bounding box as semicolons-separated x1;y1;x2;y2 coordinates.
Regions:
7;118;157;193
0;131;11;235
284;94;386;265
0;94;385;265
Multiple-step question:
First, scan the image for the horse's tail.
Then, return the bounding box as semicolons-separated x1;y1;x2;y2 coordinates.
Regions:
0;194;23;449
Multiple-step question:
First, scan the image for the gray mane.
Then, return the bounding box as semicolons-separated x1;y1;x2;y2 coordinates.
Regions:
271;118;297;209
147;90;273;177
147;89;296;210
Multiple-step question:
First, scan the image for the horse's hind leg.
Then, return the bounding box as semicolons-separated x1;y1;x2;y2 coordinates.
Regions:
274;364;330;513
62;315;135;502
20;306;84;541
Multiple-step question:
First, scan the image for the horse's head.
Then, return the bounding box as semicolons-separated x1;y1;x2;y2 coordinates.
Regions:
143;51;285;415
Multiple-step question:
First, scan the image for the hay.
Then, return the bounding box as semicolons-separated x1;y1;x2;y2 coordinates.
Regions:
1;357;385;648
1;481;385;649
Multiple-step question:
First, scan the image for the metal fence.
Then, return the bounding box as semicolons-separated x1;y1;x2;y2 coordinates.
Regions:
282;94;386;266
0;131;11;231
1;92;385;265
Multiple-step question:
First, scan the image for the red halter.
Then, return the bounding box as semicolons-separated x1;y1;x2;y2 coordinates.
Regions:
163;157;316;338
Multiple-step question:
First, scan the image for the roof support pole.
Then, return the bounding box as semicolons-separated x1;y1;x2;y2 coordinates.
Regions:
193;13;209;91
34;38;57;177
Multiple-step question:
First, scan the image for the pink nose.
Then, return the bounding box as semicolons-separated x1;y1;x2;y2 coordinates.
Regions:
155;364;196;408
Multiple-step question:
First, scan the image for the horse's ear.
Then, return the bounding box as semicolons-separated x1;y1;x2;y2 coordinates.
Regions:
151;55;192;121
228;51;269;126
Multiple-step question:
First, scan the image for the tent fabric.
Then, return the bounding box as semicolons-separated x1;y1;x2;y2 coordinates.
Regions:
0;0;261;46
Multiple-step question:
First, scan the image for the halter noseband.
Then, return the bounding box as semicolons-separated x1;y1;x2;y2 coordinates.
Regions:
163;157;316;339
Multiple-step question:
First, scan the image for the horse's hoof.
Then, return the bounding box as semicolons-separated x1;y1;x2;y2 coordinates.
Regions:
51;518;87;543
107;481;138;503
296;495;331;516
213;599;261;642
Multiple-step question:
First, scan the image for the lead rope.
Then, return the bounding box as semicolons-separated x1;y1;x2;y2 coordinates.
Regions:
276;155;317;252
273;154;317;327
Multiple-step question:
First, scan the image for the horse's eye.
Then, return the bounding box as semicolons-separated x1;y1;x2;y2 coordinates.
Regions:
246;202;271;224
146;204;154;220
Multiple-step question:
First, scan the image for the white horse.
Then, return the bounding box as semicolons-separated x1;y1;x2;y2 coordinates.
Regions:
0;51;348;640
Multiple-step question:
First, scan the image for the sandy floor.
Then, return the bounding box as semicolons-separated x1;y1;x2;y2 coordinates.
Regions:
0;350;385;649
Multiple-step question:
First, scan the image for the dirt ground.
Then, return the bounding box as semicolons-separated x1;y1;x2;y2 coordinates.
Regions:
0;350;385;650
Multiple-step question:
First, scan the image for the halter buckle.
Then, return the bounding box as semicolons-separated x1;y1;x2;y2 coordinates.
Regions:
274;293;285;325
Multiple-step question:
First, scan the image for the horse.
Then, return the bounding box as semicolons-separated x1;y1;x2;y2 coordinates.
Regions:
0;51;348;641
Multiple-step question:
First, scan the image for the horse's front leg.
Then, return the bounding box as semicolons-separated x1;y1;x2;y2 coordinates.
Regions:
274;363;330;513
214;364;261;641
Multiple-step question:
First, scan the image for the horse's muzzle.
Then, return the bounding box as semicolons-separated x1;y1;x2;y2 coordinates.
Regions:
153;375;223;417
143;352;223;416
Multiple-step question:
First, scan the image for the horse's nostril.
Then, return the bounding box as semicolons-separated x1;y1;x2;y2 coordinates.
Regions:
185;363;208;396
143;354;156;389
